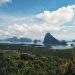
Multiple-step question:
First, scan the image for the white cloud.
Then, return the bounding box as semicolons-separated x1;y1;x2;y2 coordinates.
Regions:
0;23;61;39
0;0;12;5
36;5;75;26
0;5;75;40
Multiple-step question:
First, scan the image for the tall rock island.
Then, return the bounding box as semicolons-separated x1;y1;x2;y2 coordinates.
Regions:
43;33;61;46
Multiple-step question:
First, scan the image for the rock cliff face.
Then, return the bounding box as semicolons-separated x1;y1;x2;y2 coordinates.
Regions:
43;33;61;46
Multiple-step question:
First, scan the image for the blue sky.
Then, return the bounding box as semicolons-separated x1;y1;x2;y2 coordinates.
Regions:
0;0;75;40
0;0;75;15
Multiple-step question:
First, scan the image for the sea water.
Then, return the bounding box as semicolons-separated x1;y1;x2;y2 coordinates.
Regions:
52;42;75;49
0;41;75;49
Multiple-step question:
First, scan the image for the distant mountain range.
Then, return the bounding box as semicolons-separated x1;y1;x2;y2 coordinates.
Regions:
0;37;32;43
0;33;67;46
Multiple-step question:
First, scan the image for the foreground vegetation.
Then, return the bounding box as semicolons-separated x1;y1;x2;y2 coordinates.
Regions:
0;43;75;75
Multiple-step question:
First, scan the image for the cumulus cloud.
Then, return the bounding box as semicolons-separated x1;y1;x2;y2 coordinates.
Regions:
36;5;75;26
0;5;75;40
0;0;12;5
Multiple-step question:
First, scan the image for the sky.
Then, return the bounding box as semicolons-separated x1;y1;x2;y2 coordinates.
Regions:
0;0;75;40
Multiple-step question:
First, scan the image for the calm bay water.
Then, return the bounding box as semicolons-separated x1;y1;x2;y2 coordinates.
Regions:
52;42;75;49
0;41;75;49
